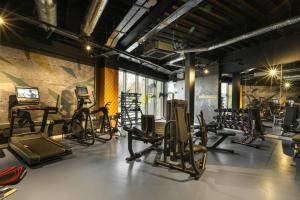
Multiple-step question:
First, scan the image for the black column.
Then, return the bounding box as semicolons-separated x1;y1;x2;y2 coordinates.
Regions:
95;57;105;109
232;73;240;111
185;53;195;124
218;64;222;110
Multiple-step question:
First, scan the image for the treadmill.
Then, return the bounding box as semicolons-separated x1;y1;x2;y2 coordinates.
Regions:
8;86;72;165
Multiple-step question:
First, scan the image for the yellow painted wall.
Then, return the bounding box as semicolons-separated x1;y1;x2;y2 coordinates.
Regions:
240;85;243;108
97;67;118;115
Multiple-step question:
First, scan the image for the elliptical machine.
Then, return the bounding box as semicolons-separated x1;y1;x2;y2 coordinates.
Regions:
64;86;95;145
92;102;120;142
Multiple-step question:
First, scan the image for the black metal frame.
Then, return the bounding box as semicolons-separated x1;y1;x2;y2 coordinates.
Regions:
196;114;235;154
91;103;114;143
154;100;207;180
124;126;163;161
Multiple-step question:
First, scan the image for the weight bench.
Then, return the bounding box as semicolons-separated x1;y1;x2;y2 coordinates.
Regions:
197;113;236;154
124;115;164;161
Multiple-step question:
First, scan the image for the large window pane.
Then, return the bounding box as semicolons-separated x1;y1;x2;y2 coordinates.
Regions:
228;84;232;108
220;82;232;109
118;69;165;120
126;72;136;93
156;81;164;119
147;79;156;115
138;76;146;114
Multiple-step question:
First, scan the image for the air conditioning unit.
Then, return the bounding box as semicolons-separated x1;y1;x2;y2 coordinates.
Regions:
142;40;175;60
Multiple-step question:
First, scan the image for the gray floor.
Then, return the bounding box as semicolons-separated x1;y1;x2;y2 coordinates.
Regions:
1;134;300;200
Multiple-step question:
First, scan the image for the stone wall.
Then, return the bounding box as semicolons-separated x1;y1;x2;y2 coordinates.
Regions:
0;45;94;124
242;85;300;106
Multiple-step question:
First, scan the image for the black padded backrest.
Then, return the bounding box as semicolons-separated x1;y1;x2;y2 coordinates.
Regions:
175;106;189;143
141;115;155;136
199;111;208;146
284;106;298;127
167;99;188;141
248;108;264;134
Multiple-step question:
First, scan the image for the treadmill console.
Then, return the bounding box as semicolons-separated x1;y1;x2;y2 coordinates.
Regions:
16;86;40;105
75;86;90;100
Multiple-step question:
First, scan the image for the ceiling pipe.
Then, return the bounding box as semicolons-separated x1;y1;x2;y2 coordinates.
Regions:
166;54;185;65
82;0;108;37
177;15;300;53
1;9;171;75
106;0;157;48
126;0;204;52
34;0;57;30
284;75;300;81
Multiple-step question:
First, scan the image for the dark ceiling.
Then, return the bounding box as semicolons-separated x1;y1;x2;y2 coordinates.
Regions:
1;0;300;80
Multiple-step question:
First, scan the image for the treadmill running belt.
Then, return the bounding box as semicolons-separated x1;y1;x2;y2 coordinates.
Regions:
19;138;65;158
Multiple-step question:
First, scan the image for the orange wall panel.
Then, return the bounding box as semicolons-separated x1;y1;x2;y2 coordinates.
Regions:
97;67;118;115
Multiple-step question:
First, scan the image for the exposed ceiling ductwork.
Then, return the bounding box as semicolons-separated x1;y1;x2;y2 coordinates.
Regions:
1;9;171;75
105;0;157;48
126;0;204;52
82;0;108;37
166;54;185;66
284;75;300;81
34;0;57;29
177;15;300;54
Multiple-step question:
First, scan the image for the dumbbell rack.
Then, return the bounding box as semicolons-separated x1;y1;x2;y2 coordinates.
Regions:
120;92;143;127
215;109;250;133
213;108;264;148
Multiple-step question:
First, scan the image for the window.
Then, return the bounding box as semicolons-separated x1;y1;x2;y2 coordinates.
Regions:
221;82;232;109
147;79;156;115
156;81;164;119
118;70;165;118
138;76;146;114
126;72;136;93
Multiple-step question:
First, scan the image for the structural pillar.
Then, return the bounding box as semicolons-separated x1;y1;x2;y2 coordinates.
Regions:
184;53;195;124
95;58;119;115
95;57;105;108
232;72;241;111
218;64;222;109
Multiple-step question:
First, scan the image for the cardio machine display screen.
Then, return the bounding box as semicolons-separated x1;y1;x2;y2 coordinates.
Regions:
16;87;40;99
76;87;88;96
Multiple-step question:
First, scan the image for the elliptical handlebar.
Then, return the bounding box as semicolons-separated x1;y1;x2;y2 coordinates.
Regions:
88;91;96;109
104;102;112;108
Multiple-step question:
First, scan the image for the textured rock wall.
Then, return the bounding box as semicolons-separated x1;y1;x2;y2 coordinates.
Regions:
0;45;94;124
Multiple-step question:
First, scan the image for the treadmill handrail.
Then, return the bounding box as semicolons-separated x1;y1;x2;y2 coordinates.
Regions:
9;105;58;137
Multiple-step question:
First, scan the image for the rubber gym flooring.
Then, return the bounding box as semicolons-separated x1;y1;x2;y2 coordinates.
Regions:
0;133;299;200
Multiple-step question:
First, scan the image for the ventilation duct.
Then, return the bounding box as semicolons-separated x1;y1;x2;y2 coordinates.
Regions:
284;75;300;81
105;0;157;48
34;0;57;30
2;9;171;75
142;40;175;60
166;54;185;65
82;0;109;36
177;15;300;53
126;0;204;52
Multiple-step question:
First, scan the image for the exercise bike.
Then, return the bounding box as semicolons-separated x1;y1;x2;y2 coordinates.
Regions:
92;102;122;142
63;86;95;145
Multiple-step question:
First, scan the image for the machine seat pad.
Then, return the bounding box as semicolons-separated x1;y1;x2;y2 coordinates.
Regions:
292;134;300;142
186;145;207;153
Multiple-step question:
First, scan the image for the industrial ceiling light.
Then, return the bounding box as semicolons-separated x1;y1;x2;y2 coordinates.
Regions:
86;44;92;51
268;68;278;77
0;17;5;25
203;68;209;74
284;81;291;89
